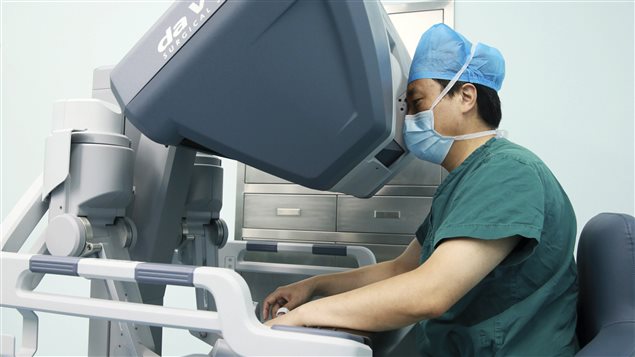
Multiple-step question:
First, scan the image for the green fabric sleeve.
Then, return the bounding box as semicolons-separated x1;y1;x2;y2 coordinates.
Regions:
434;156;545;265
415;212;431;246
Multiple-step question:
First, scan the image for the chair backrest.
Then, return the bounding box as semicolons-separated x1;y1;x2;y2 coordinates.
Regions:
576;212;635;356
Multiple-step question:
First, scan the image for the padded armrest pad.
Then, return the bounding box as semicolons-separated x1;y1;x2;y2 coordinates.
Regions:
271;325;372;346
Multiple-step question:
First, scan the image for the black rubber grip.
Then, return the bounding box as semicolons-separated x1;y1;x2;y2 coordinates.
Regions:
312;244;347;256
135;263;195;286
30;255;80;276
246;242;278;253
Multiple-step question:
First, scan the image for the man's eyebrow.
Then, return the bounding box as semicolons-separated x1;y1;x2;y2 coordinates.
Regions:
406;87;422;100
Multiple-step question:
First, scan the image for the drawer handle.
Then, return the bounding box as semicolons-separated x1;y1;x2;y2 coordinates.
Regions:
374;210;400;219
276;208;301;216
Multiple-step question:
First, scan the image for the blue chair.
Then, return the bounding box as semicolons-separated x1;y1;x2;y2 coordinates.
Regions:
576;213;635;356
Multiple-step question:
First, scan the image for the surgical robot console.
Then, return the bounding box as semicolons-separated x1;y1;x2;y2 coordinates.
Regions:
1;1;413;356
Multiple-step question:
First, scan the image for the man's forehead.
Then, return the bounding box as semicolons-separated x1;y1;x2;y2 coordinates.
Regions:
406;79;440;99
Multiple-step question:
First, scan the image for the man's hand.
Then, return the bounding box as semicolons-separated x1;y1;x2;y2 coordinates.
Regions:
262;279;315;321
264;306;305;327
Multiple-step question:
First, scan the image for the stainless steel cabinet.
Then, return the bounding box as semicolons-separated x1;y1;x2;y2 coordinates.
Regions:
244;194;337;231
387;159;443;185
236;159;443;260
337;196;432;234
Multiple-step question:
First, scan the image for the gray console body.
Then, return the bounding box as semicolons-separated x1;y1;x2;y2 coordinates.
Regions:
111;0;411;197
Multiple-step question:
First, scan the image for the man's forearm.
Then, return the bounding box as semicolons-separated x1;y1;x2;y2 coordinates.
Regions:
297;269;432;332
310;259;406;297
270;237;520;332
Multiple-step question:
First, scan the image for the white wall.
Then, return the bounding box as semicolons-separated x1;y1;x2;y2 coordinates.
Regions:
1;1;633;356
454;1;634;236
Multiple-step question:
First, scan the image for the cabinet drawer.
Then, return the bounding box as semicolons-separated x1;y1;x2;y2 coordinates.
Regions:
388;159;442;185
244;194;336;231
245;166;290;184
337;196;431;234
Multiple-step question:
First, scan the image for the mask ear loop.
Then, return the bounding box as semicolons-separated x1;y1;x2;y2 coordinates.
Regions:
495;129;508;138
430;42;480;110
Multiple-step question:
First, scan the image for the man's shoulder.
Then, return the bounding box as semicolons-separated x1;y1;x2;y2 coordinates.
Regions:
483;138;545;168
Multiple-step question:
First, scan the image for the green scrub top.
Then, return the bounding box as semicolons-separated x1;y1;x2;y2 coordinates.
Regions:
415;137;578;356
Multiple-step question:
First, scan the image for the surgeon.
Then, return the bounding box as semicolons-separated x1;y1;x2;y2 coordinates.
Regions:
263;23;578;356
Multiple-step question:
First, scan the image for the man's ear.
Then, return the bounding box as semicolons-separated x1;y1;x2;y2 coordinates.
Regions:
459;83;478;114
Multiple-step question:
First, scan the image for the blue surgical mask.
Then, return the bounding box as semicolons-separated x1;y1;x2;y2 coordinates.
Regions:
403;42;504;165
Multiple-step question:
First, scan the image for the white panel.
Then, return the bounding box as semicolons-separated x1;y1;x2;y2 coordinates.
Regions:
389;10;444;58
77;258;138;281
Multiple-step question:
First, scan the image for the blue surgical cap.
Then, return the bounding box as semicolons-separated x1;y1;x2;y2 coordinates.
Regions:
408;23;505;91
